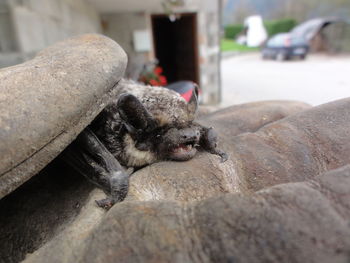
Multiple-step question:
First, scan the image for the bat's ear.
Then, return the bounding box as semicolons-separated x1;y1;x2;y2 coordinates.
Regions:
117;93;157;133
187;83;199;120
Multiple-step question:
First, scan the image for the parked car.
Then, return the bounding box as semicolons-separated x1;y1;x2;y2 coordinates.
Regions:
262;33;309;61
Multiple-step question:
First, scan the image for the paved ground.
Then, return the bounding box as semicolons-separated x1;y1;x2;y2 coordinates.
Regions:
220;53;350;107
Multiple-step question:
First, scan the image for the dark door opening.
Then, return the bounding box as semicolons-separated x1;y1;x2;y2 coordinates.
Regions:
151;13;199;85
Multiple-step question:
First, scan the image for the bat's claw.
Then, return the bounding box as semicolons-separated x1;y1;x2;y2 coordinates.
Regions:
219;152;228;162
210;149;228;162
95;198;115;210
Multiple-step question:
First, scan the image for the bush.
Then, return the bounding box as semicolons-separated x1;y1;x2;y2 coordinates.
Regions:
264;19;297;37
224;24;244;39
221;39;259;52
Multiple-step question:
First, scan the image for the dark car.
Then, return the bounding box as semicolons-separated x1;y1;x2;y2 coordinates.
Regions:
262;33;309;61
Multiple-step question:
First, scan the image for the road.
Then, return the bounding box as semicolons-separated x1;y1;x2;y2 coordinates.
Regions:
220;53;350;107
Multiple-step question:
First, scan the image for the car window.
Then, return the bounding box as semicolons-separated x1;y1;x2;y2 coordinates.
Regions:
291;37;306;45
267;35;284;47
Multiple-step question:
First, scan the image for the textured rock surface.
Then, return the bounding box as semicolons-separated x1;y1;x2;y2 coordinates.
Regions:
198;100;311;138
0;34;127;198
226;98;350;192
21;165;350;263
70;165;350;263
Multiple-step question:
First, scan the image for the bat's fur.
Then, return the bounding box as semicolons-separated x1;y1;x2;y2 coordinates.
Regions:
63;79;227;209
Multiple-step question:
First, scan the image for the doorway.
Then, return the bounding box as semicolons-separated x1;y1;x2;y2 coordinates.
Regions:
151;13;199;85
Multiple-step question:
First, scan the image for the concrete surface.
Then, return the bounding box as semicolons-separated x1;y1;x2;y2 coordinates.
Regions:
221;53;350;106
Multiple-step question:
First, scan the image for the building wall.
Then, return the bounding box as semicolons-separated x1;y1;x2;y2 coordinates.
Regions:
0;0;101;68
0;2;17;53
150;0;222;104
101;0;221;104
101;12;151;80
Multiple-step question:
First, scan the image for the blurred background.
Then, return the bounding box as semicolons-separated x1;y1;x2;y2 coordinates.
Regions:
221;0;350;107
0;0;349;106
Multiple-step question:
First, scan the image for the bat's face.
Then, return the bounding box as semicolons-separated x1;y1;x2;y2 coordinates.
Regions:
117;87;201;166
128;123;202;162
156;125;201;161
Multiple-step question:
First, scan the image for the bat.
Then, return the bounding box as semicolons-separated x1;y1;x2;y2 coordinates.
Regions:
62;80;227;209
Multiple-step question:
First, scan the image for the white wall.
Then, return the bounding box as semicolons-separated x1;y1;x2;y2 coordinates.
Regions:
0;0;101;67
101;12;151;80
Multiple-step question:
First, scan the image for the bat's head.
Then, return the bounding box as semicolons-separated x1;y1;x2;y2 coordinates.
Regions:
117;86;201;166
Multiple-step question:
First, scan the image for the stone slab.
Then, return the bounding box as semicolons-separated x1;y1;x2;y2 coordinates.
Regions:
0;34;127;198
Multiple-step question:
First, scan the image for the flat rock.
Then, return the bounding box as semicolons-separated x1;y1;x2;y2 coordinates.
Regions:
0;34;127;198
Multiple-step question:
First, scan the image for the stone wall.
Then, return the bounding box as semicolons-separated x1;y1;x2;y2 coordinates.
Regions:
0;0;101;68
197;0;221;104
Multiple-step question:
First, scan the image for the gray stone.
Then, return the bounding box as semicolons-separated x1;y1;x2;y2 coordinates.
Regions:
72;165;350;263
198;100;311;138
224;98;350;192
27;165;350;263
0;34;127;198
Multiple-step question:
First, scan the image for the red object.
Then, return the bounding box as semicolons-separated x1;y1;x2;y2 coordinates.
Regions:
159;75;167;86
284;37;291;47
166;81;201;102
139;65;167;87
181;88;193;102
154;66;163;74
149;79;159;86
